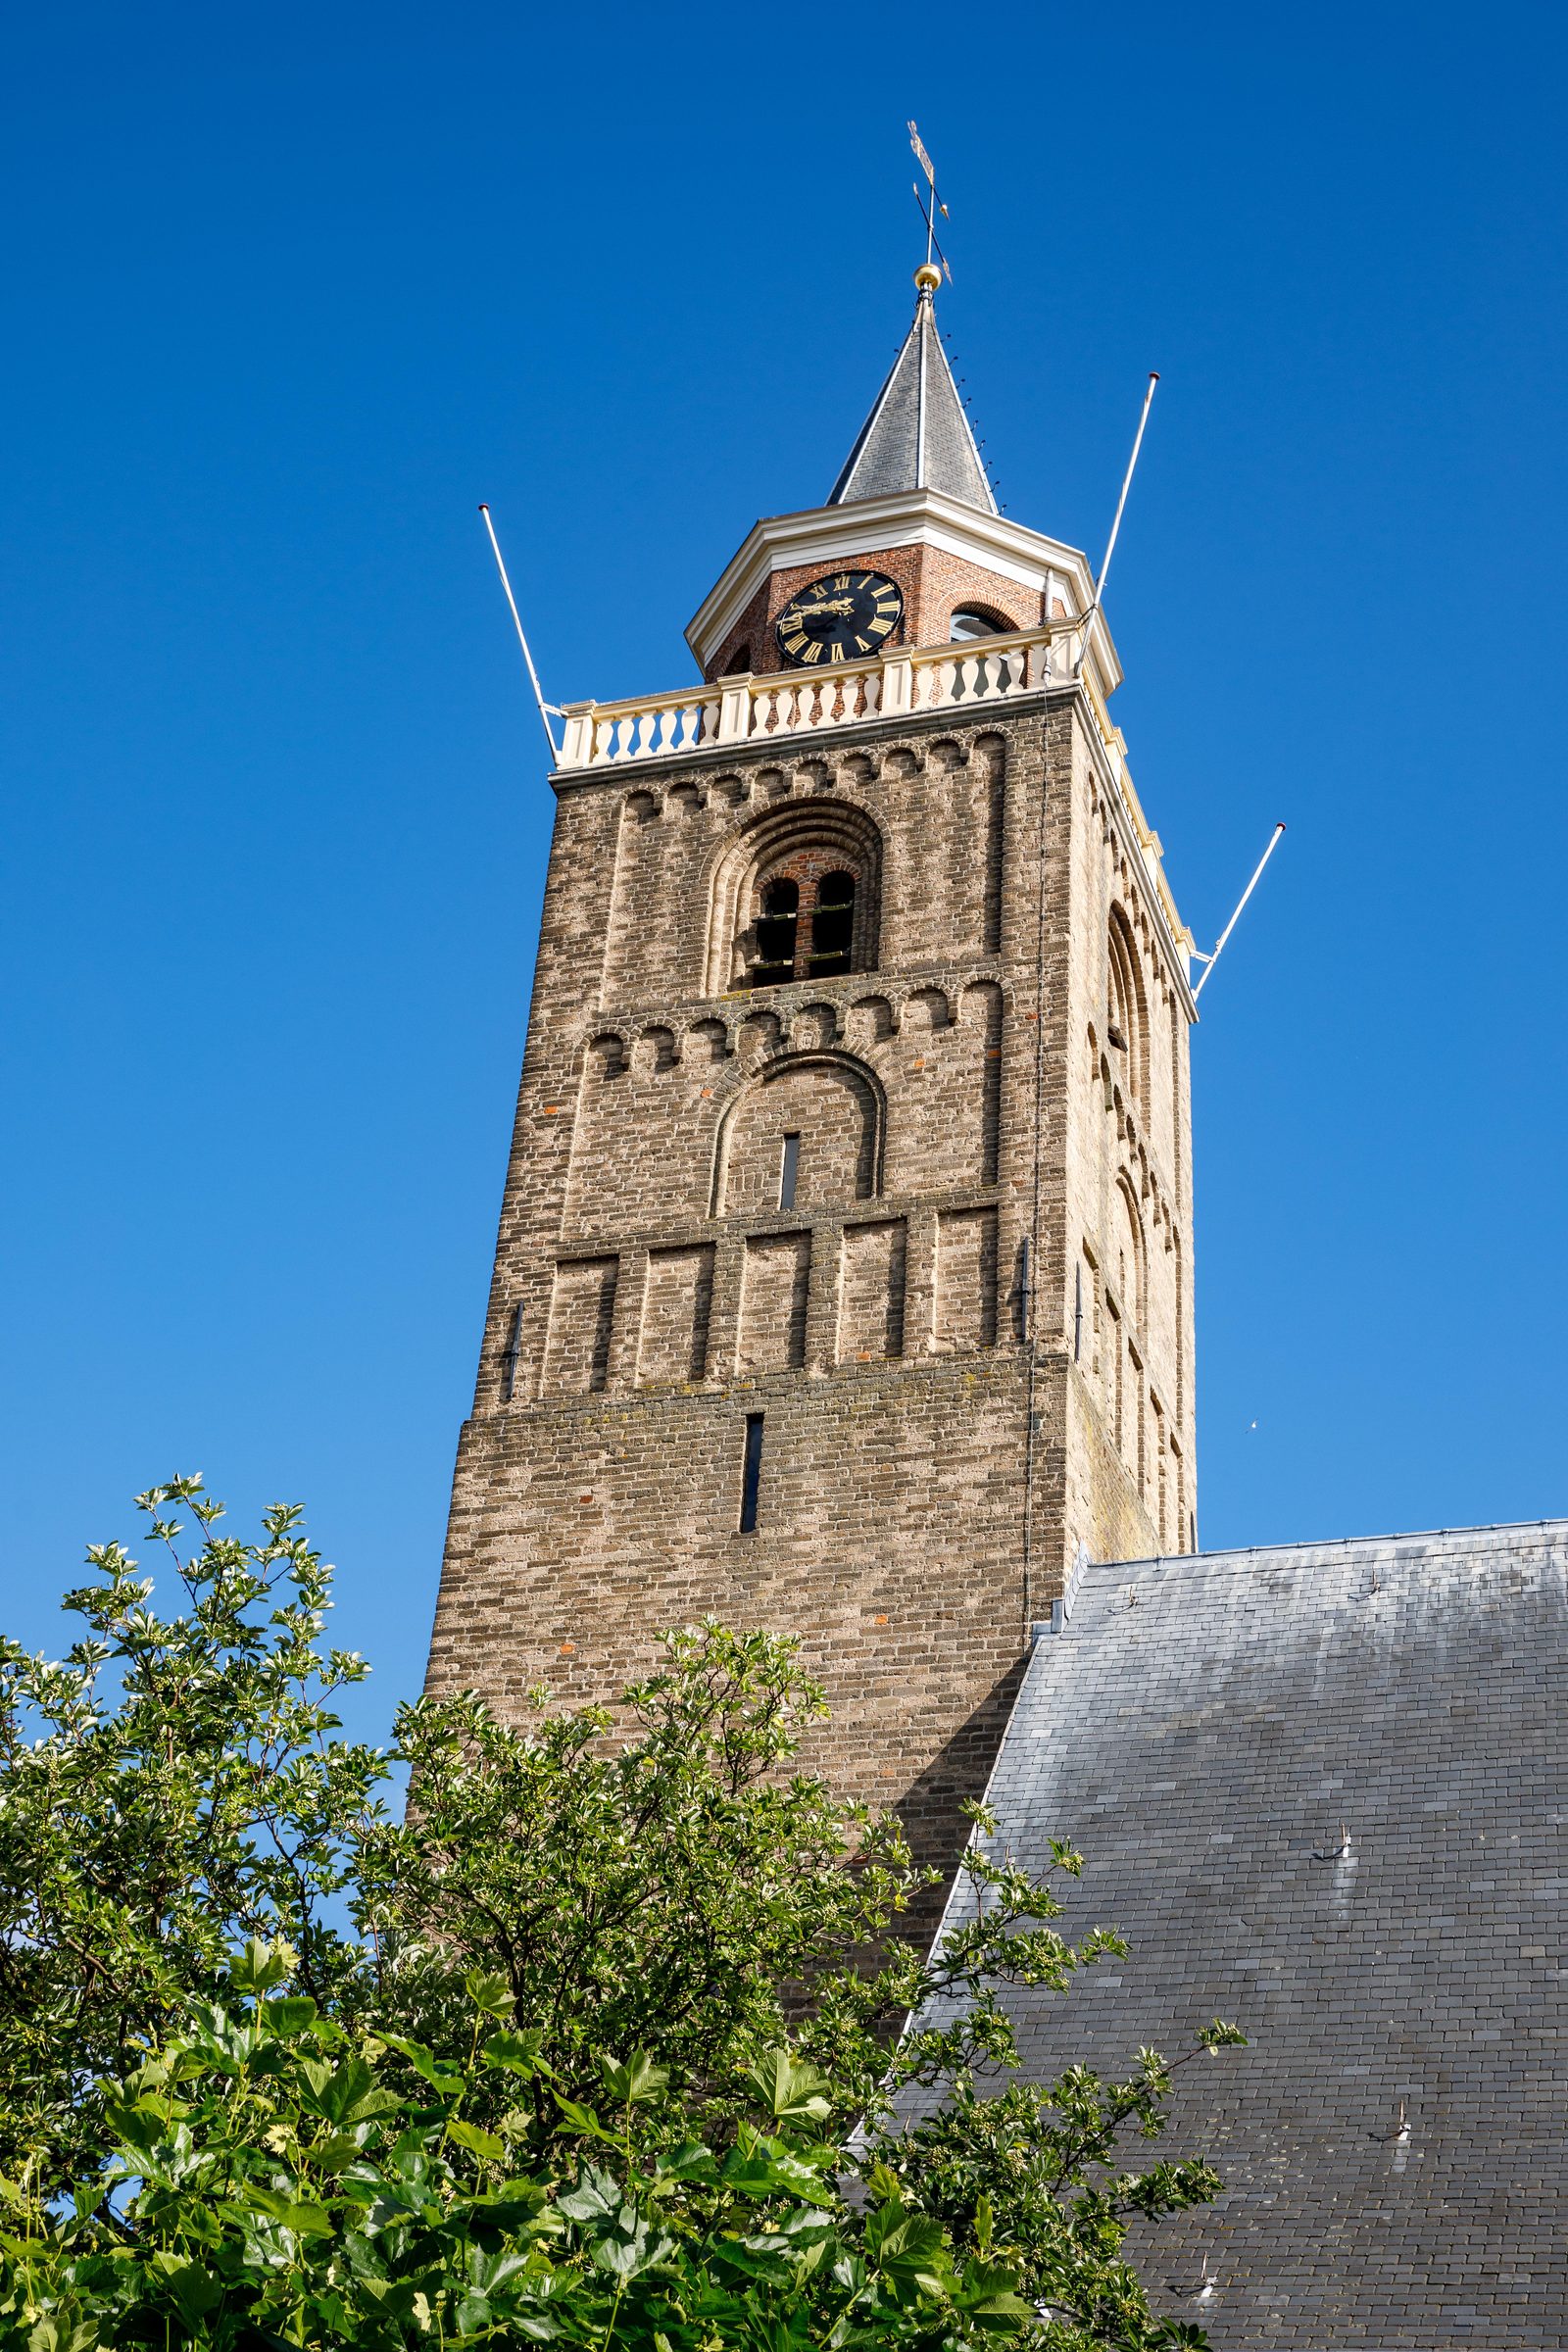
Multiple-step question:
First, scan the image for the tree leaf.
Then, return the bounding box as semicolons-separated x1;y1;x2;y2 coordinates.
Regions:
261;1995;319;2038
483;2029;545;2078
551;2092;618;2144
380;2032;466;2094
165;2262;222;2327
747;2048;833;2126
596;2049;667;2106
465;1970;515;2020
555;2164;621;2223
228;1936;293;1996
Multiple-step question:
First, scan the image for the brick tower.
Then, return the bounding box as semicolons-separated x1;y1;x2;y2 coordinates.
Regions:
427;270;1198;1886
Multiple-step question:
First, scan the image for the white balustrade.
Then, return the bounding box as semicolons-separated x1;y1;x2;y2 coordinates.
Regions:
557;621;1087;773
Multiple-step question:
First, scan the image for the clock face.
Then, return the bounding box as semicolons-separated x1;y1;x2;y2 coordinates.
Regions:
775;569;904;667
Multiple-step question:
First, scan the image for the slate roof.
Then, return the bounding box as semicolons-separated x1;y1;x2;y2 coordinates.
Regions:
924;1523;1568;2349
827;287;996;514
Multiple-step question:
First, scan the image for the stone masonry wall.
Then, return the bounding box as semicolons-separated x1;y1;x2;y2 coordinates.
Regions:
428;683;1196;1903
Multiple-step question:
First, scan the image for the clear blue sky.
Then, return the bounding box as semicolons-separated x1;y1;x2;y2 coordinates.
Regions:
5;1;1566;1740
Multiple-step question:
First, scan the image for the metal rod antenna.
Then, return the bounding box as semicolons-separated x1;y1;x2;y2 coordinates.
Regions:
1192;822;1286;1001
1074;371;1159;677
478;504;561;765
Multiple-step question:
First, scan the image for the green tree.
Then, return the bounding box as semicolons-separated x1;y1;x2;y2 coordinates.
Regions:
0;1481;385;2194
0;1483;1242;2348
1;1941;1040;2351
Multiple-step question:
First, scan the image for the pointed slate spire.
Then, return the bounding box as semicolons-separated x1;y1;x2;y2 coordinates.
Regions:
827;267;997;514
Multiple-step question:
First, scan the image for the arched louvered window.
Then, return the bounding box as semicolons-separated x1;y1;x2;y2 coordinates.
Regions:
743;860;867;989
717;806;881;994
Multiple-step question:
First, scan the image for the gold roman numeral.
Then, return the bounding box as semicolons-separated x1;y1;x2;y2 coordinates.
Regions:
829;643;846;662
784;632;808;654
834;573;850;589
854;634;871;652
867;614;893;635
801;641;823;662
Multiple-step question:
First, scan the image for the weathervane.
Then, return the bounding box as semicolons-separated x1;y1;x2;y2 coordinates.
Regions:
907;121;953;283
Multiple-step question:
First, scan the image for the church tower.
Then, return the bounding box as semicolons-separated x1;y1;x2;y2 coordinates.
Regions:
427;271;1198;1889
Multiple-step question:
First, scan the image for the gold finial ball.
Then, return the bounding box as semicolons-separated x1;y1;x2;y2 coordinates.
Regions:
913;263;941;294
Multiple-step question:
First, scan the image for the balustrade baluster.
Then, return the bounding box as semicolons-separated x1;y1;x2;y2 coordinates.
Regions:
566;629;1067;771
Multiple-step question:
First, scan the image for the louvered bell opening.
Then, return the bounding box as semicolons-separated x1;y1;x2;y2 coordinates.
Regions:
749;877;799;988
807;870;856;977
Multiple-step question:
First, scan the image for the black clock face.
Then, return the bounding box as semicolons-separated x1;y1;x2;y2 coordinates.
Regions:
775;569;904;667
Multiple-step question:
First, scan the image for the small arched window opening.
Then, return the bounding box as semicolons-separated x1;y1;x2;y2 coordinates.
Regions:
808;871;856;977
950;604;1014;643
723;644;752;676
752;877;799;986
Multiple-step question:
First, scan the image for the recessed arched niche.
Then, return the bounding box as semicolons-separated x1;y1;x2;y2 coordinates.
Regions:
710;1054;883;1216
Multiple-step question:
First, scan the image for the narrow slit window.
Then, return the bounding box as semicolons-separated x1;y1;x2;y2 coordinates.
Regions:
751;877;799;988
808;870;856;977
738;1412;764;1534
501;1300;525;1401
778;1132;801;1211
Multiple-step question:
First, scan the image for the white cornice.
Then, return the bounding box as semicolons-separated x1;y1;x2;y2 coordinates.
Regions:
685;489;1122;693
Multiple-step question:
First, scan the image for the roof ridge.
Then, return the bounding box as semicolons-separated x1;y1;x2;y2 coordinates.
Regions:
1086;1515;1568;1575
